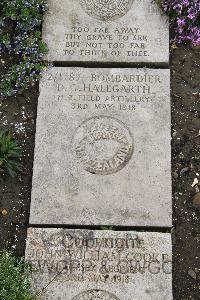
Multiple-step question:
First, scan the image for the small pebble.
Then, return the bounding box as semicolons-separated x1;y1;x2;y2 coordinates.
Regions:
188;269;197;280
173;171;179;179
193;192;200;205
180;167;189;176
0;208;8;216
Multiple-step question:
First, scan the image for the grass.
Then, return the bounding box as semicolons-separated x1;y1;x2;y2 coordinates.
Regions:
0;251;38;300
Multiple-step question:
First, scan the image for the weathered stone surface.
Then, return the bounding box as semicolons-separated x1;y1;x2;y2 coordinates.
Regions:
25;228;172;300
30;67;171;226
43;0;169;64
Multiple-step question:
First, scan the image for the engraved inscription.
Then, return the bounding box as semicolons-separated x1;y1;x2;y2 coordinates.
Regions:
45;70;160;113
73;116;133;175
72;289;120;300
26;231;173;286
80;0;134;21
64;26;149;59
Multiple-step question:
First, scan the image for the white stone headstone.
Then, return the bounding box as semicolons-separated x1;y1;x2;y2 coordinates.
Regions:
25;228;172;300
43;0;169;64
30;67;171;227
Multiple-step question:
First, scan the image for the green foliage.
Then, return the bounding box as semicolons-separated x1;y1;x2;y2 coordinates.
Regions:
0;0;48;97
0;130;22;177
0;251;38;300
0;33;11;47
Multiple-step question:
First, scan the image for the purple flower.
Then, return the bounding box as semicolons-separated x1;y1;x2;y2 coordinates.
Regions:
162;0;200;46
188;13;196;20
177;18;186;27
183;0;190;7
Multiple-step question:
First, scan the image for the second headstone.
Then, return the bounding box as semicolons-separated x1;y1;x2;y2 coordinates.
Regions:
43;0;169;64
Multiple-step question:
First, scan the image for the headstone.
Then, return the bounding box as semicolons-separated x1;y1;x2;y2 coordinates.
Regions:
43;0;169;64
25;228;172;300
29;67;171;226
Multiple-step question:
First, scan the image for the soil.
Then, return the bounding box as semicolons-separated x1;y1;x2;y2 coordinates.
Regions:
0;83;39;254
0;44;200;299
171;47;200;299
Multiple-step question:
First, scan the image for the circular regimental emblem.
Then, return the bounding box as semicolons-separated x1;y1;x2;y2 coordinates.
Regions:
79;0;134;21
72;289;120;300
73;116;133;175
